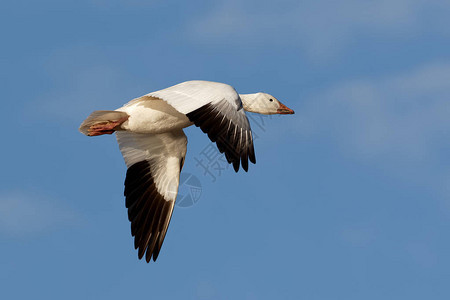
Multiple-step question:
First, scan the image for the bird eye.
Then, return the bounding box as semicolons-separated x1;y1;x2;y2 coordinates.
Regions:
269;99;273;102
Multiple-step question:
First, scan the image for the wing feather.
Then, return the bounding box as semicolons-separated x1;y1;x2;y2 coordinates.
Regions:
116;131;187;262
137;80;255;172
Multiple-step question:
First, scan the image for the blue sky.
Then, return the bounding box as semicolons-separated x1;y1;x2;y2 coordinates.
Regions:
2;0;450;299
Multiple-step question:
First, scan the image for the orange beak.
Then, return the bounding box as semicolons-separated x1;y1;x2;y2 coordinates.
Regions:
277;102;295;114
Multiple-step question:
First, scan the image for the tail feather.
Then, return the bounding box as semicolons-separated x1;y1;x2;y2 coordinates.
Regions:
79;110;129;136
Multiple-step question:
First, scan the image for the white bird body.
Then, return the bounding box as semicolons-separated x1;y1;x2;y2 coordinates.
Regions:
115;80;243;133
79;80;294;263
116;98;192;133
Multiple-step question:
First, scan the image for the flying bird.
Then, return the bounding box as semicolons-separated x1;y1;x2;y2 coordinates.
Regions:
79;80;294;262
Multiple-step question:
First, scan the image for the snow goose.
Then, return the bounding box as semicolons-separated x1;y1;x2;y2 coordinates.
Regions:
79;80;294;262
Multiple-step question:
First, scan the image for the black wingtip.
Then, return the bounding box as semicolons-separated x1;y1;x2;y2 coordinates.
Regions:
125;160;176;264
233;160;240;172
249;152;256;164
186;103;255;175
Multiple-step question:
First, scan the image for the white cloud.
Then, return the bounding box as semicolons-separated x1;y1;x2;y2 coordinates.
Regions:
293;60;450;196
298;61;450;159
25;45;142;123
36;65;124;120
188;0;450;60
0;192;77;236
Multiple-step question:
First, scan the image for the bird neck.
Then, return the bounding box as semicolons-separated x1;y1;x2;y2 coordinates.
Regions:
239;93;260;113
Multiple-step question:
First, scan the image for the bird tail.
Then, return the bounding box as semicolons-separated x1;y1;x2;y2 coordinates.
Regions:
79;110;129;136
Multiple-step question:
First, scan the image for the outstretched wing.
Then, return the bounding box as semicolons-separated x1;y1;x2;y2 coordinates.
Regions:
116;130;187;262
142;80;255;172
